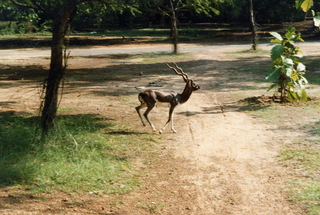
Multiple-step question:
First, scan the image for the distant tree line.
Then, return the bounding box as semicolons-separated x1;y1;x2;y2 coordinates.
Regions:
1;0;319;33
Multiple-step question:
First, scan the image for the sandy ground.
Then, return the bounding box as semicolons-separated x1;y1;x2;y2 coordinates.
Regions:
1;41;318;214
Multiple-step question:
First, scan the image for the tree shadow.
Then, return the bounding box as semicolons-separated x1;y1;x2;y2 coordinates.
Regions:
106;130;150;135
58;57;273;97
0;64;47;82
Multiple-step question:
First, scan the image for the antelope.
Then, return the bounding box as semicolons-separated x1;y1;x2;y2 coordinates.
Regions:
135;63;200;134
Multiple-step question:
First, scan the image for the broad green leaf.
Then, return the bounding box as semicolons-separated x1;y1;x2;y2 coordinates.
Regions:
286;68;293;77
298;76;308;85
314;16;320;27
282;56;294;66
271;45;284;61
301;0;313;12
288;90;299;102
267;83;277;91
297;63;306;72
270;32;283;41
266;67;281;82
270;38;282;44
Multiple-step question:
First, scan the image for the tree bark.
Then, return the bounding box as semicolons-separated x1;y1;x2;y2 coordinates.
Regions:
249;0;257;50
40;6;75;134
171;11;178;54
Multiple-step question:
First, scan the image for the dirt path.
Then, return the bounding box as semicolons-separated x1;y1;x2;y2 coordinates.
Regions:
162;94;295;214
164;54;293;214
114;91;300;214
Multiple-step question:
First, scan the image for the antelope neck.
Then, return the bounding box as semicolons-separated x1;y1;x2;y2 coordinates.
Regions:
178;82;193;104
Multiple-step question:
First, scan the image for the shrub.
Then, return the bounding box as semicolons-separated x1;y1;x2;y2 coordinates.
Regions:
266;26;308;102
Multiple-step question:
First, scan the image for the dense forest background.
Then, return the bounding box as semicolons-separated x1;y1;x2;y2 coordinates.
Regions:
0;0;319;34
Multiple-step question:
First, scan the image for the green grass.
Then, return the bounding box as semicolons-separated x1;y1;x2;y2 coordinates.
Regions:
0;113;157;194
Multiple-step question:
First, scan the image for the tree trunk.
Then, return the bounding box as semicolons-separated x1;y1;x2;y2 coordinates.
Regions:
40;7;74;134
249;0;257;50
171;11;178;54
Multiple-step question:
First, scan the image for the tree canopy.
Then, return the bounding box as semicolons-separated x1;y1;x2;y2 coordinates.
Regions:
2;0;319;32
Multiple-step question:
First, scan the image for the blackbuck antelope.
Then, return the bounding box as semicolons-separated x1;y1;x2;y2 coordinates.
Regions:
135;63;200;134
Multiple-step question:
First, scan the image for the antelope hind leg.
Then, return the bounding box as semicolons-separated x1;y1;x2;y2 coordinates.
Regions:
143;105;156;132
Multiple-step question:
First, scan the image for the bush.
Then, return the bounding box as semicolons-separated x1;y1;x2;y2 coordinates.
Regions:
266;26;308;102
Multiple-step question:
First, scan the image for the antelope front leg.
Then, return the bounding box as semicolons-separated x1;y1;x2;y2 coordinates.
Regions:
171;115;176;133
159;105;177;134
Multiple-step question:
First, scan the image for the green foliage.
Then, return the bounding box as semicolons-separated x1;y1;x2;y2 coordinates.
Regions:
266;26;308;102
295;0;314;12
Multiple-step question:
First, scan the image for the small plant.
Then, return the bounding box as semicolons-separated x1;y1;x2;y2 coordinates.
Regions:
266;26;308;102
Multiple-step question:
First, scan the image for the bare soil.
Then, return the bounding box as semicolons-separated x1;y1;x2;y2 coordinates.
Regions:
1;41;318;214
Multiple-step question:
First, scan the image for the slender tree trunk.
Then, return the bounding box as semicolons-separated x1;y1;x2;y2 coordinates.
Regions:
171;11;178;54
41;7;74;134
249;0;257;50
169;0;178;54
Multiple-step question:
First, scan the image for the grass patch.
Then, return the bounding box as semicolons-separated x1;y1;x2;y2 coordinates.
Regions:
286;180;320;215
0;113;157;195
280;147;320;171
